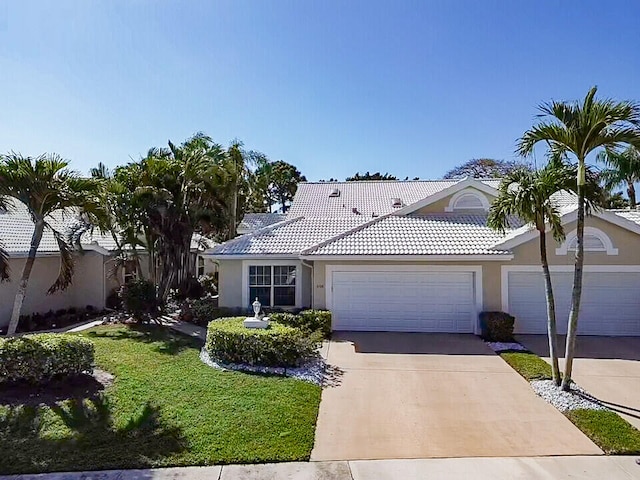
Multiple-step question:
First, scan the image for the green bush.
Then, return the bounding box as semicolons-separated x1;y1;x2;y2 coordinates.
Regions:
181;297;244;326
269;310;332;339
479;311;515;342
0;333;95;384
205;317;320;367
119;279;158;320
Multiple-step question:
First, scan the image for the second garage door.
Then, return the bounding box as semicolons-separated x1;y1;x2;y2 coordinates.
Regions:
330;269;477;332
508;270;640;336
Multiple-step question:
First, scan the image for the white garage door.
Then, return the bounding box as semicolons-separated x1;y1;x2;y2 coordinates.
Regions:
508;270;640;336
330;270;477;332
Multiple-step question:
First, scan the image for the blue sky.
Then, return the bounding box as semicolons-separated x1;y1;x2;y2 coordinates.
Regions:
1;1;639;181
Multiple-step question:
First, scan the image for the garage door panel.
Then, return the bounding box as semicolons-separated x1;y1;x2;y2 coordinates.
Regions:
331;270;476;333
509;270;640;336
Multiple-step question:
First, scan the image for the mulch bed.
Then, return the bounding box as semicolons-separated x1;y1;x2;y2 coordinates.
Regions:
0;369;114;407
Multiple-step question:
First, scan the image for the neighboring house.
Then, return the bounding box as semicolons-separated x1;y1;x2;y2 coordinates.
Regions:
206;178;640;336
236;213;286;235
0;200;215;326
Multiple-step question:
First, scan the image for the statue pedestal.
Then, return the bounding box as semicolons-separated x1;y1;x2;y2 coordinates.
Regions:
243;317;270;329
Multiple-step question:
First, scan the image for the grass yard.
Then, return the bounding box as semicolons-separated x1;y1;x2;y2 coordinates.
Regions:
566;409;640;455
0;325;322;475
499;351;552;381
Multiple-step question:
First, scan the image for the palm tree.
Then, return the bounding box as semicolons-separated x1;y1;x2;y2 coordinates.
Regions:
488;160;575;385
0;153;101;335
597;146;640;208
0;196;9;282
517;87;640;390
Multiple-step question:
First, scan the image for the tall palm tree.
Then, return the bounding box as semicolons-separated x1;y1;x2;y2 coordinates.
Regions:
517;87;640;390
0;196;9;282
488;160;575;385
597;145;640;208
0;153;101;335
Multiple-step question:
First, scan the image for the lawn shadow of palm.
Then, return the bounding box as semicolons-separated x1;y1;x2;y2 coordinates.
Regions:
84;324;196;356
0;394;186;475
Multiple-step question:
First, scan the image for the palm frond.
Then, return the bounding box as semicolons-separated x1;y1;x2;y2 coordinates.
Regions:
0;243;10;282
47;226;75;294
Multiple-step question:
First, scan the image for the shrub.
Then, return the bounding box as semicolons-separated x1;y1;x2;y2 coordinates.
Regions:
119;279;158;320
205;317;320;367
181;297;244;326
198;273;218;296
269;310;332;339
0;333;95;384
479;311;515;342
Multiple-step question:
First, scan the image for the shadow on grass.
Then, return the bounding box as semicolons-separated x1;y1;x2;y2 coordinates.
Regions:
84;324;196;356
0;395;186;475
0;373;109;408
574;390;640;420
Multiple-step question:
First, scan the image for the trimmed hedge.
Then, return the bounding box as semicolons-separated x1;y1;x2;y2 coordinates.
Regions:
269;310;332;339
0;333;95;384
479;311;515;342
206;317;320;367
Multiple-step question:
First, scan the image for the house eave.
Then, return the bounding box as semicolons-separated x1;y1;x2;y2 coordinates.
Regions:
299;254;514;262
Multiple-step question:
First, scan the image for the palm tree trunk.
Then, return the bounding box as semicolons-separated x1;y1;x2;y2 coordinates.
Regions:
7;220;45;335
229;186;238;240
562;179;586;391
627;182;636;209
539;228;561;386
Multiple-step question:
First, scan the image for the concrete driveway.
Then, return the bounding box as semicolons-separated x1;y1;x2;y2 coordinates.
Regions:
311;332;600;461
518;335;640;430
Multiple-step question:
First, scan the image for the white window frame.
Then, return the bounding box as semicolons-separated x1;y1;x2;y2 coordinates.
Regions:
444;188;491;212
197;256;206;277
555;227;618;256
242;260;302;308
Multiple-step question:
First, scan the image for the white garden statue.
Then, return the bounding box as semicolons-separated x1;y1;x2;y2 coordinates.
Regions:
243;298;270;329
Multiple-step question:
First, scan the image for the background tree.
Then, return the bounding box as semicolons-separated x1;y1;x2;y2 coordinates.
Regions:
0;153;102;335
597;145;640;208
346;171;398;181
267;160;306;212
600;190;629;209
517;86;640;391
443;158;525;179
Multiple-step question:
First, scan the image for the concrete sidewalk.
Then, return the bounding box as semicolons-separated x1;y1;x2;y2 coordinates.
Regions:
2;456;640;480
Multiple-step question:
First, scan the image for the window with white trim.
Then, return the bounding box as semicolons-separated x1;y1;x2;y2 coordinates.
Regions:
197;256;205;277
445;189;490;212
124;260;137;284
249;265;296;307
556;227;618;255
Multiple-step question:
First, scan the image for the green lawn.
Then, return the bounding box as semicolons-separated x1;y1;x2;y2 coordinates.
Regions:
0;325;322;475
566;409;640;455
499;351;552;381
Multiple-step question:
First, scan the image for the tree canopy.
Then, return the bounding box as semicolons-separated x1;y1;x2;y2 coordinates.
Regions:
443;158;525;179
346;171;398;181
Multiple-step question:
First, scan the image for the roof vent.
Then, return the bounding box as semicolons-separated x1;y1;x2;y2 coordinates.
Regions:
352;207;361;215
329;188;341;198
392;198;403;208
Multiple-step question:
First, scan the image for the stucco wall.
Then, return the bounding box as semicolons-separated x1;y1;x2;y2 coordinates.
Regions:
511;216;640;266
0;252;107;327
218;260;243;308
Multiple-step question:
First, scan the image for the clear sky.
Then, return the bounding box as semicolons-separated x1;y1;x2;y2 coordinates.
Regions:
1;1;639;181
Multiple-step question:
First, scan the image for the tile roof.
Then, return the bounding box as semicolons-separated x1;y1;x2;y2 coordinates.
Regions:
210;217;369;255
287;180;503;218
0;199;216;255
237;213;286;234
610;209;640;226
302;214;521;256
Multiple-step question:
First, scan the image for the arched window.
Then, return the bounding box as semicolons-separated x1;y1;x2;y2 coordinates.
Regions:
556;227;618;255
445;189;490;212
